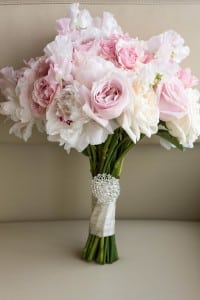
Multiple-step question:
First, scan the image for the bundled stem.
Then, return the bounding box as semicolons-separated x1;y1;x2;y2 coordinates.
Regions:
82;128;140;264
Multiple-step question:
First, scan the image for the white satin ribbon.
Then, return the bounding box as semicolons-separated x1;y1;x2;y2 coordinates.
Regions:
89;174;120;237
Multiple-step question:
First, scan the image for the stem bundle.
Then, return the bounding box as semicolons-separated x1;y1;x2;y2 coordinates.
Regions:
81;128;138;264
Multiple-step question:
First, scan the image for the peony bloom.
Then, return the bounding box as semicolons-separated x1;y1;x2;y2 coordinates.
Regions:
0;63;46;141
156;77;189;122
0;67;20;122
46;83;109;152
118;80;159;143
74;56;115;89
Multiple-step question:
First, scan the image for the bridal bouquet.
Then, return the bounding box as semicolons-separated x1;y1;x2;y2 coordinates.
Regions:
1;3;200;264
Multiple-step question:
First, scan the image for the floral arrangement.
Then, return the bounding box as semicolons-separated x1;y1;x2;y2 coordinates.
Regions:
0;3;200;264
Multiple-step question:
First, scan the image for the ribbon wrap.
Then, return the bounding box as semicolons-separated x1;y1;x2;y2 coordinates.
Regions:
89;174;120;237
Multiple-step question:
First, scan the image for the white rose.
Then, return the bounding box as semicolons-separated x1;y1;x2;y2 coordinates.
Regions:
166;88;200;148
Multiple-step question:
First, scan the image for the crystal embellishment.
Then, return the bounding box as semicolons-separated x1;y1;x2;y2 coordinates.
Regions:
91;174;120;205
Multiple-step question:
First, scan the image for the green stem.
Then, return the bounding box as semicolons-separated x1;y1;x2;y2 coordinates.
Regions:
102;136;119;174
111;142;134;178
99;134;113;173
103;237;108;264
82;234;92;259
87;235;99;261
90;145;97;176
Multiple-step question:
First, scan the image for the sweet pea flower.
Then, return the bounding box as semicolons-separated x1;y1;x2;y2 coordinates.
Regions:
156;77;189;122
147;30;190;63
56;18;70;35
69;2;93;30
44;35;73;81
101;12;123;36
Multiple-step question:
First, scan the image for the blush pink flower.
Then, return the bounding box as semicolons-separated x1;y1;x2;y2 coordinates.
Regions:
101;35;144;70
56;18;70;35
177;68;198;89
32;76;58;109
82;71;132;127
116;40;140;70
157;78;189;121
100;35;118;61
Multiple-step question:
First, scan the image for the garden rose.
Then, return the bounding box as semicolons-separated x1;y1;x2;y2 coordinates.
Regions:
32;76;58;109
101;35;144;70
166;88;200;147
82;71;132;127
116;38;144;70
157;77;189;121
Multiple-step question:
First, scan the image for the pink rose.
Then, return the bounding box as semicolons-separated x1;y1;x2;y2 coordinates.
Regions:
100;35;119;61
115;38;146;69
82;71;131;126
101;35;144;70
32;77;58;109
157;78;189;121
116;44;139;70
177;68;198;88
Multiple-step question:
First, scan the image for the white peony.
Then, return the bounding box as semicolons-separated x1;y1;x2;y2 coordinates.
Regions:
0;67;44;141
117;80;159;143
46;83;109;152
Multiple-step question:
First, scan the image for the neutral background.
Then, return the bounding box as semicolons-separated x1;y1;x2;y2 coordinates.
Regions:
0;0;200;221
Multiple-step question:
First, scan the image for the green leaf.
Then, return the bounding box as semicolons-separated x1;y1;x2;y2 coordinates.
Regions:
157;130;184;151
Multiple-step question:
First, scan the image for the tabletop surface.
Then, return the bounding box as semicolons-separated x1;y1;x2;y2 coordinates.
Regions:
0;220;199;300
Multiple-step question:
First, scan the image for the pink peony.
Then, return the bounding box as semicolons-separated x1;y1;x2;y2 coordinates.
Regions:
157;78;189;122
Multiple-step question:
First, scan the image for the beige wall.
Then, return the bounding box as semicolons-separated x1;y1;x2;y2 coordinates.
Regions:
0;1;200;221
